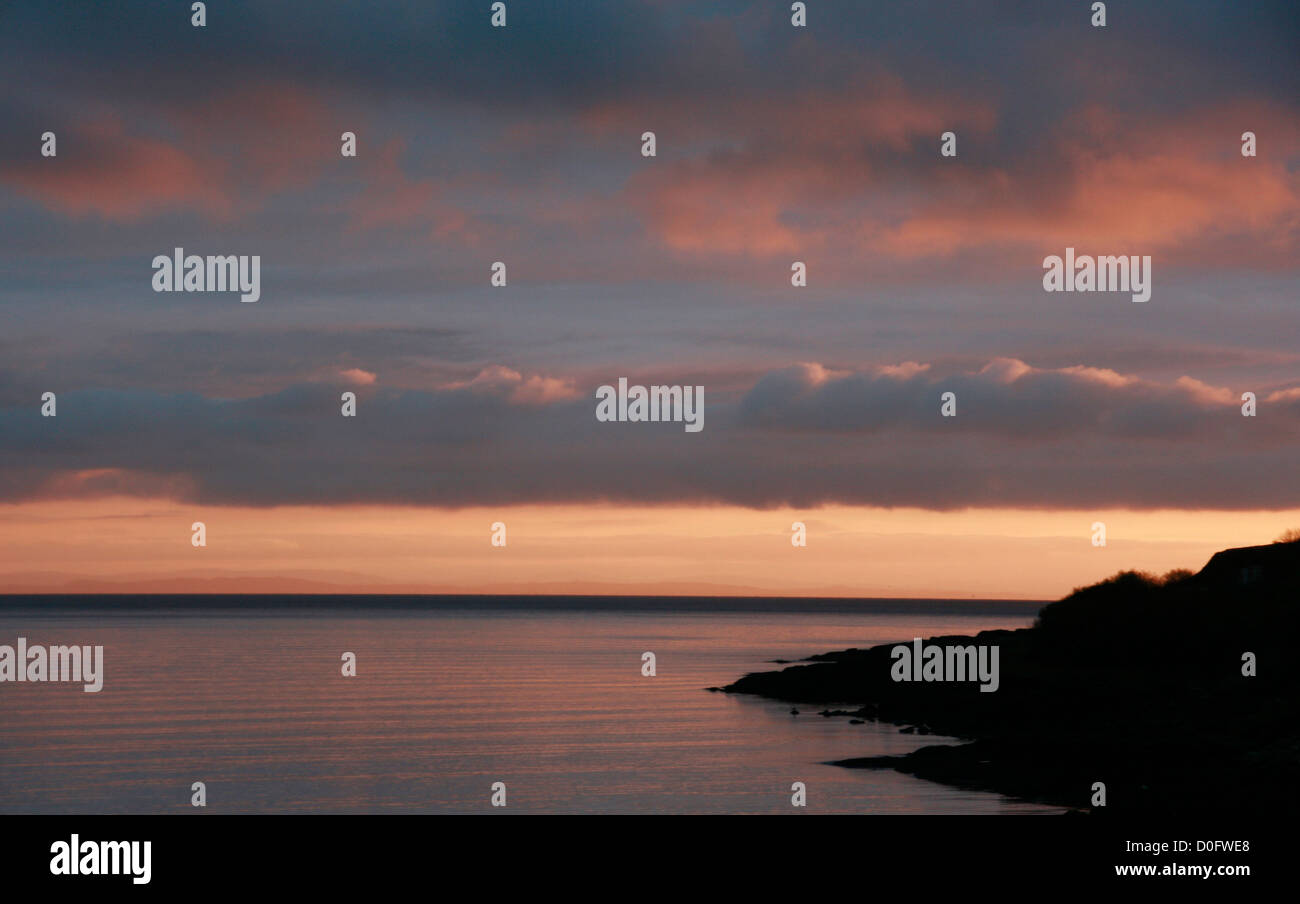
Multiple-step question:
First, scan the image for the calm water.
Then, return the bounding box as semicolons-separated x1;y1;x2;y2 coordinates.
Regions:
0;602;1062;814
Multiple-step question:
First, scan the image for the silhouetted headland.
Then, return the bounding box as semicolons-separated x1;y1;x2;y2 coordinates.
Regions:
724;540;1300;815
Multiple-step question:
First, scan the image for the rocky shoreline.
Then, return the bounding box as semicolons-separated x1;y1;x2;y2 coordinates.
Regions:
722;540;1300;815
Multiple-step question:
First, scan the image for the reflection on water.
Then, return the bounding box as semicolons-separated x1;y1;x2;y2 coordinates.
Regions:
0;606;1062;814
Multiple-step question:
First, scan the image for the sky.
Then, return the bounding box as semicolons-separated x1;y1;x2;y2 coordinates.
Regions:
1;1;1297;598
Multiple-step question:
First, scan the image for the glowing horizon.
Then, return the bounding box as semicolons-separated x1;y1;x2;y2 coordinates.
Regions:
4;496;1298;600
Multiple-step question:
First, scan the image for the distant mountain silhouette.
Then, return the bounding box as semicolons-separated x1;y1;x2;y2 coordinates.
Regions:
724;540;1300;815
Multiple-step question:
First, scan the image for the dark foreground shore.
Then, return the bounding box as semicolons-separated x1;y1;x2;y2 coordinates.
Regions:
724;540;1300;815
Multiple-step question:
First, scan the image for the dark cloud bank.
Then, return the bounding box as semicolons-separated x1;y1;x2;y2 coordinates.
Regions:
3;360;1296;510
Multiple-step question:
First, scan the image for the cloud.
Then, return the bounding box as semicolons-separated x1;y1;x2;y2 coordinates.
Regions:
451;366;579;405
2;3;1295;287
0;0;1295;523
619;78;996;259
343;139;479;239
623;97;1299;270
0;116;235;221
339;368;377;385
0;82;342;222
2;359;1295;511
879;104;1300;265
0;327;479;404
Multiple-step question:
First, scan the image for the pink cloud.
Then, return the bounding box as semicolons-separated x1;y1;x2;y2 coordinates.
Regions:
1;82;347;222
450;366;579;405
343;139;481;244
615;91;1298;273
0;117;234;221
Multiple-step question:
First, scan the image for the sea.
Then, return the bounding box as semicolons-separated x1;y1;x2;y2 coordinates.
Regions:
0;596;1064;814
